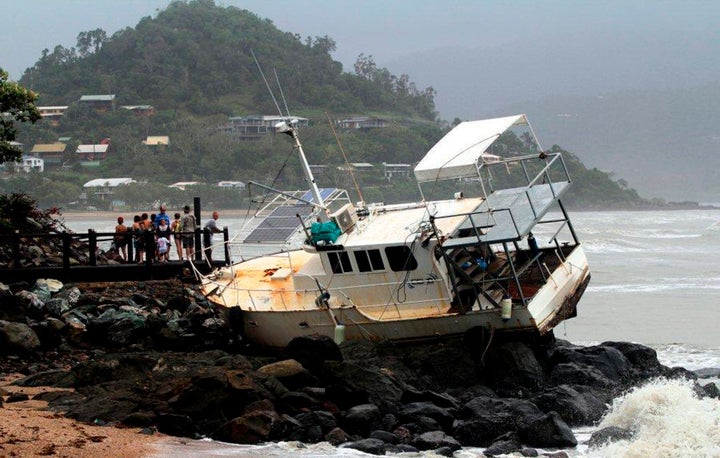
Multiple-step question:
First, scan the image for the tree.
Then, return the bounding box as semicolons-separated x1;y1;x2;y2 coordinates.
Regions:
0;68;41;164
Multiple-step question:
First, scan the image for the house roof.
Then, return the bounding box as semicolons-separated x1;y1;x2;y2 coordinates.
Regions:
31;143;67;153
169;181;201;190
76;144;109;154
80;94;115;102
84;178;134;188
143;136;170;146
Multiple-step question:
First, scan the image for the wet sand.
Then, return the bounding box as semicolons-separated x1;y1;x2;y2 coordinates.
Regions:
0;374;169;457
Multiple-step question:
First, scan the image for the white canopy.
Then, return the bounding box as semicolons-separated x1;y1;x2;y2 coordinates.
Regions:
414;114;528;182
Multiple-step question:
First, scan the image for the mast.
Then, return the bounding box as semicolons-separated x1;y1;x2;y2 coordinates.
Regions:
278;120;328;221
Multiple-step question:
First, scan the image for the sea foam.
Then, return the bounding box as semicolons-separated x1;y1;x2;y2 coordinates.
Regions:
590;378;720;457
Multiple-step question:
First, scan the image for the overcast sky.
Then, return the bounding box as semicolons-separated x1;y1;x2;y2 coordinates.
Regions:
4;0;718;80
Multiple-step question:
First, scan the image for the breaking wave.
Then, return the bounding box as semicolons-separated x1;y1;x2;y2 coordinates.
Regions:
589;378;720;457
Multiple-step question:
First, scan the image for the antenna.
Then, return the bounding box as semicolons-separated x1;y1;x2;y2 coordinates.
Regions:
250;48;284;118
274;69;291;118
325;112;364;204
250;49;328;219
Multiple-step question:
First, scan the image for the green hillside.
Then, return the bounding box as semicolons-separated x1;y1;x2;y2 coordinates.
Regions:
5;0;653;210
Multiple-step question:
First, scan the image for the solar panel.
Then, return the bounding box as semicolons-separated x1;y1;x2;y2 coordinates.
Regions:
244;204;314;243
244;188;338;243
299;188;335;204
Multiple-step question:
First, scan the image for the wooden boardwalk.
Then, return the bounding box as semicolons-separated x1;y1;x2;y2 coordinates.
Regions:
0;227;229;285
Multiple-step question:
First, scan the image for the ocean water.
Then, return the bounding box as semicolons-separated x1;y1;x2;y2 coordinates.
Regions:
63;209;720;457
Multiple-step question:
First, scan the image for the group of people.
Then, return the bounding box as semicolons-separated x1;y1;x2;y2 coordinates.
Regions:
113;205;222;263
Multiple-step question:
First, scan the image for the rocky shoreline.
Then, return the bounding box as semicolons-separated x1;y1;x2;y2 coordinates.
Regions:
1;278;718;457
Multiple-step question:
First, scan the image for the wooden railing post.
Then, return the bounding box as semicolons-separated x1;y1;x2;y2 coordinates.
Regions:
88;229;97;266
194;228;202;263
223;226;230;265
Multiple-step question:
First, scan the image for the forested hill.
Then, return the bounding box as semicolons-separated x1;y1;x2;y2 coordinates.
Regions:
8;0;658;210
19;0;435;119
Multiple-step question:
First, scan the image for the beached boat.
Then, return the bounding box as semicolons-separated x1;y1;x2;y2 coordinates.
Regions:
201;114;590;347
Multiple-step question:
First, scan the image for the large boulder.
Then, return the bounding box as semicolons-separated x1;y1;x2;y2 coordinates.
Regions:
397;401;455;431
322;361;407;412
284;334;343;371
410;430;462;452
212;410;282;444
340;403;382;436
548;362;615;388
588;425;634;449
549;344;632;381
480;341;546;396
453;396;543;446
0;320;41;355
257;359;318;389
530;385;608;426
519;411;577;448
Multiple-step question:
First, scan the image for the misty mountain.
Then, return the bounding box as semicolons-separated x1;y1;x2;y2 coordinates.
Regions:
385;27;720;201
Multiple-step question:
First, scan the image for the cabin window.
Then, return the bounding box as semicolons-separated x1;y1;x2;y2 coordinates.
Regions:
353;249;385;272
327;251;353;274
384;246;418;271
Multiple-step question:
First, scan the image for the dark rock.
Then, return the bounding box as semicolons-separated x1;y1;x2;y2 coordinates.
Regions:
122;411;157;427
549;344;631;381
484;435;522;456
520;447;539;456
341;403;382;436
285;334;343;371
30;318;65;350
278;390;321;413
6;392;30;402
342;438;385;455
549;362;614;388
0;320;41;355
447;383;497;404
257;359;318;390
397;401;455;431
380;413;398;431
294;410;337;433
411;430;462;451
454;396;543;446
481;341;546;396
401;388;460;409
305;424;323;443
399;415;441;434
157;413;198;437
700;382;720;399
433;446;455;457
44;298;70;317
530;384;608;426
519;411;577;448
325;426;352;445
268;413;305;442
663;366;698;380
603;341;663;375
213;410;281;444
588;425;634;448
369;429;399;444
384;444;419;453
323;361;406;412
14;369;75;388
0;294;28;322
65;385;140;424
542;452;569;458
325;383;368;410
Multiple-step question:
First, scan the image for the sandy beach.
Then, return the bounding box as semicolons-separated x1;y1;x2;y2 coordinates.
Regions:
0;374;169;457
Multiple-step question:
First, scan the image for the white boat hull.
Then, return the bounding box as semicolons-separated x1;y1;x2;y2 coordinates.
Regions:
233;246;590;348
